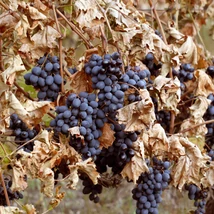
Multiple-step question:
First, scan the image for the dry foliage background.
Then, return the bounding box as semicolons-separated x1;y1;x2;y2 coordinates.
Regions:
0;0;214;213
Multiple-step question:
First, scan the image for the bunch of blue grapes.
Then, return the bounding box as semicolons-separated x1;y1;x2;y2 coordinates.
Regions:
68;67;78;75
206;65;214;78
9;114;38;152
0;176;23;206
120;66;151;104
95;123;137;174
132;157;171;214
24;55;62;101
151;97;171;133
80;173;102;203
50;92;104;160
84;52;124;119
203;93;214;159
185;184;208;214
172;63;194;93
142;53;162;77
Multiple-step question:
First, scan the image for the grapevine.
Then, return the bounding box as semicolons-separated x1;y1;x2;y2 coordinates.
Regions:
0;1;214;214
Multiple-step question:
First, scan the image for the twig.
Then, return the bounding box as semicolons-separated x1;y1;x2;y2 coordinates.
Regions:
169;112;175;134
0;38;4;71
148;0;168;45
52;5;64;94
179;119;214;134
56;9;93;49
0;170;10;206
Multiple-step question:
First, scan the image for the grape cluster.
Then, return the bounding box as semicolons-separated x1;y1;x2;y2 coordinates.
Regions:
96;124;137;174
68;67;78;75
185;184;208;214
172;63;194;93
10;114;37;152
132;157;171;214
120;66;151;104
50;92;103;160
0;177;23;206
24;55;62;101
203;93;214;152
84;52;124;119
80;173;102;203
142;53;162;77
206;65;214;78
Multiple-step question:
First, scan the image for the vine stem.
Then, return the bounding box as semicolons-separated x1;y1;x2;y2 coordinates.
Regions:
0;170;10;206
179;119;214;134
0;38;4;71
52;4;64;94
56;9;93;49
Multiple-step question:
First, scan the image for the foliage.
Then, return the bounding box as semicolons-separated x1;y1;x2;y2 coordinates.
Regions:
0;0;214;213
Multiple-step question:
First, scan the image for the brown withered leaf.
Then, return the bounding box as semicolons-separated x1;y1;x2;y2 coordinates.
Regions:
98;123;115;148
7;92;54;128
141;124;169;157
153;76;181;113
169;135;209;190
0;206;25;214
68;158;99;189
180;117;207;138
201;162;214;187
17;130;81;197
22;204;37;214
11;160;28;192
64;70;93;94
121;136;148;183
1;54;25;85
74;0;104;29
15;14;30;39
19;1;47;20
49;186;65;209
117;89;155;132
189;96;210;119
195;69;214;97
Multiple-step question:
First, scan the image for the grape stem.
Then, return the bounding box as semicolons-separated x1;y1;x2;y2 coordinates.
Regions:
56;9;93;49
52;4;64;94
179;119;214;134
0;170;10;206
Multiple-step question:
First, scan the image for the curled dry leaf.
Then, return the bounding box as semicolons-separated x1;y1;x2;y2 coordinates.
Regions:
64;70;93;94
169;135;210;190
49;186;65;209
189;96;211;119
7;91;54;128
74;0;104;29
68;158;99;189
180;117;207;138
1;54;25;85
117;89;155;132
141;124;169;157
11;160;28;192
195;69;214;97
153;76;181;113
98;123;115;148
0;206;25;214
201;162;214;187
17;130;81;197
22;204;37;214
121;136;148;183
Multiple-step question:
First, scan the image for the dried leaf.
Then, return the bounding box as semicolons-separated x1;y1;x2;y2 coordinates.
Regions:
0;206;25;214
49;186;65;209
195;70;214;97
22;204;37;214
11;160;28;192
64;70;93;94
117;89;155;132
121;137;148;183
153;76;181;113
1;54;25;85
201;162;214;187
98;123;115;148
169;135;209;190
